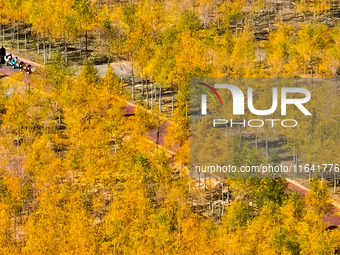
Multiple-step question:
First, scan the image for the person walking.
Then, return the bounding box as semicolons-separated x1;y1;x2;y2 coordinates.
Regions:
0;46;6;64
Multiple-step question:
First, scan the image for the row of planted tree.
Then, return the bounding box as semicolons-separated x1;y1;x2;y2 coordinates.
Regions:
1;0;340;105
0;58;339;254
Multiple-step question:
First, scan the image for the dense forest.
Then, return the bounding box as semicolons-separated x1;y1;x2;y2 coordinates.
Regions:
0;0;339;254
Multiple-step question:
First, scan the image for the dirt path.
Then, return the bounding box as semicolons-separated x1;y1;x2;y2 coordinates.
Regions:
4;56;337;228
0;64;20;76
287;178;340;227
0;55;176;153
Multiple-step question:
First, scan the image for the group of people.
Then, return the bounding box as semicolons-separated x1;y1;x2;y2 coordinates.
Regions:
0;45;35;74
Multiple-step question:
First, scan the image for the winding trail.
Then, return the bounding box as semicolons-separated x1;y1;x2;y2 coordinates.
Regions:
1;57;338;227
0;56;175;151
287;178;340;227
119;99;176;152
0;62;20;76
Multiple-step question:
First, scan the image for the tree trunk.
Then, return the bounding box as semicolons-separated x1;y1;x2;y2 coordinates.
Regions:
49;42;51;60
227;185;230;204
64;40;68;62
25;30;27;50
2;28;4;45
43;41;46;65
198;172;201;199
131;69;135;100
209;176;212;213
146;81;149;106
79;32;82;59
334;172;336;194
37;37;40;55
159;86;161;112
266;140;269;162
204;173;206;189
85;29;88;59
11;27;13;47
154;84;157;108
221;182;224;215
294;153;298;175
141;76;144;96
17;26;19;52
151;83;154;109
172;91;174;115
